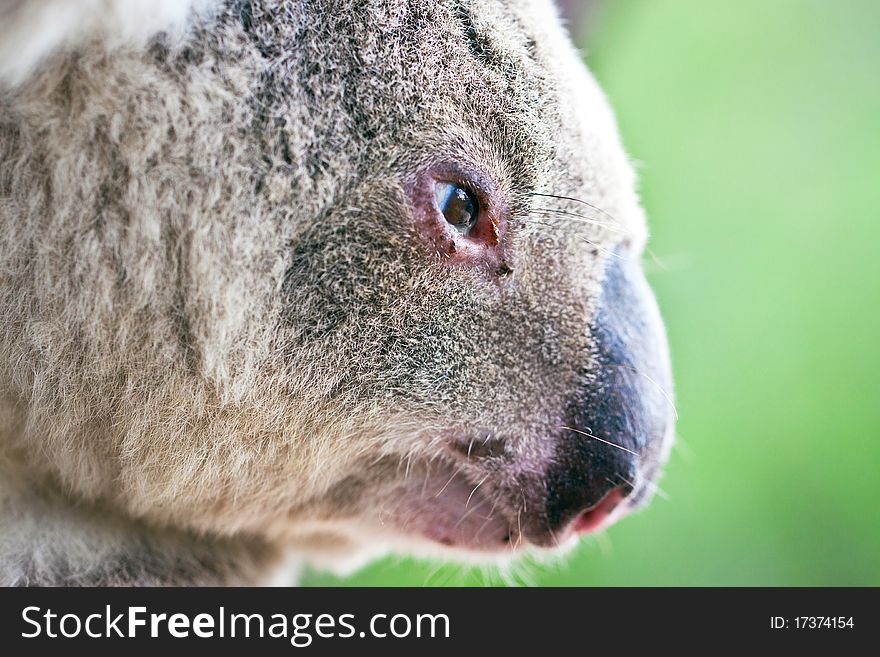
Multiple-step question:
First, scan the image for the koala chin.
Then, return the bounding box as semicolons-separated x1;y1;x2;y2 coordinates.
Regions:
0;0;674;586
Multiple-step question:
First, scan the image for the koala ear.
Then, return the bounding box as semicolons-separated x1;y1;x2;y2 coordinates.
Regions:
0;0;217;89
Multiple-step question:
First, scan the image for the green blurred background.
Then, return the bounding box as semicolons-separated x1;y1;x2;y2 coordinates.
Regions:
304;0;880;586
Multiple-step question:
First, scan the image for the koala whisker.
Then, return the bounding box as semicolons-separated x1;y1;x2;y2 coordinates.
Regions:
514;510;524;551
435;470;460;498
545;522;562;549
420;463;434;498
615;472;669;502
607;364;679;421
672;433;695;463
615;474;637;489
530;207;633;236
474;496;503;541
577;236;628;260
530;199;675;271
511;492;527;551
465;475;490;508
644;248;673;272
403;452;415;482
527;219;626;260
639;478;670;502
595;531;615;557
452;501;491;532
561;426;639;458
527;191;622;224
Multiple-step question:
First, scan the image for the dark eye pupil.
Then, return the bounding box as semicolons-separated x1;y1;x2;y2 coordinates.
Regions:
434;182;479;234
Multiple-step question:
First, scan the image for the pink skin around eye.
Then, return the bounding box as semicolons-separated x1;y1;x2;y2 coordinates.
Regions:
406;163;512;276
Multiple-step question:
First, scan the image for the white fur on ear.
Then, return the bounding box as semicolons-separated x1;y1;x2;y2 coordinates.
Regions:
0;0;221;88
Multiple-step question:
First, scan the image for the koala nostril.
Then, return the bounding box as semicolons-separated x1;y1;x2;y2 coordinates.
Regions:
570;485;631;535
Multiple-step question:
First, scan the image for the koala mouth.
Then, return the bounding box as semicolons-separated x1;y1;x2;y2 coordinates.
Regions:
293;241;673;559
377;252;674;556
381;454;641;556
382;463;526;554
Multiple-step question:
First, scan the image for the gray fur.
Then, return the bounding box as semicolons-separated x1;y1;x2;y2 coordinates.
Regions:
0;0;672;585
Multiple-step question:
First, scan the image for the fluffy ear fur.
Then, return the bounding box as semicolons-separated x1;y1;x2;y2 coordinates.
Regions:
0;0;219;88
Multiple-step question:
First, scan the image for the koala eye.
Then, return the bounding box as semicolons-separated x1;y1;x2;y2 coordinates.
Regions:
434;182;480;235
408;164;510;275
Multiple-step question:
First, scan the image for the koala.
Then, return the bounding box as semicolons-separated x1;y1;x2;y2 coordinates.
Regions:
0;0;674;586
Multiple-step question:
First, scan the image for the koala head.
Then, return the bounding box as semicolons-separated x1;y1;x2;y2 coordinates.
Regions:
0;0;673;574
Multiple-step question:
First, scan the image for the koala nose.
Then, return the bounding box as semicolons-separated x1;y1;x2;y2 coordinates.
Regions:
571;485;632;535
530;251;673;544
540;431;637;540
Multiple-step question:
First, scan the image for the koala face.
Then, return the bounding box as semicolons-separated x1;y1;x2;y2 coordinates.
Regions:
0;0;673;571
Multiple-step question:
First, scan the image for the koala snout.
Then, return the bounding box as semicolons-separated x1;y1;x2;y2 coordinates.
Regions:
532;250;674;544
440;250;674;550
